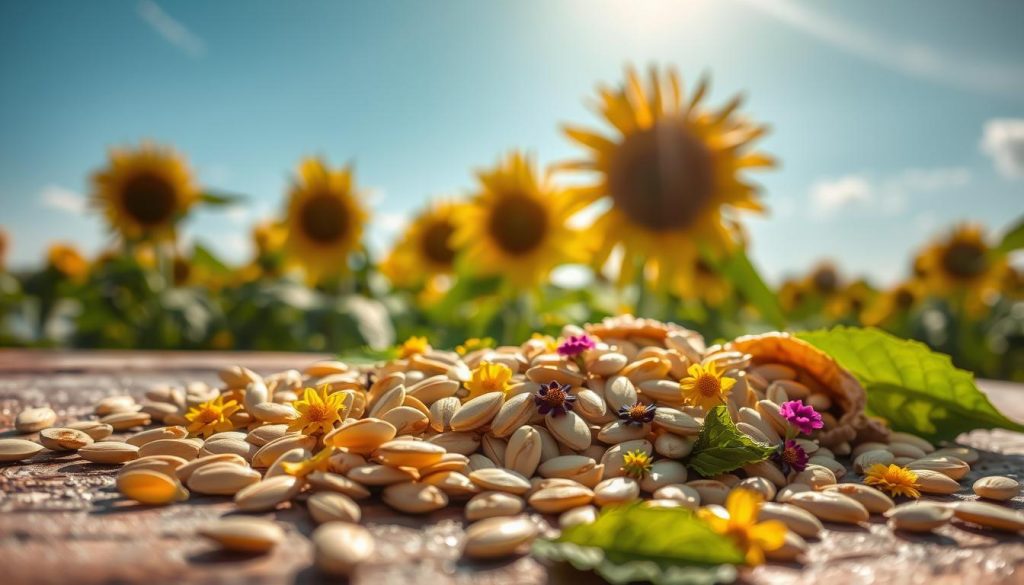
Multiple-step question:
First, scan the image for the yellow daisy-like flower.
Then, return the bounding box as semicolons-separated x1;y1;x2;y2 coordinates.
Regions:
288;386;348;436
917;224;1007;313
381;201;463;289
864;463;921;499
456;337;495;356
451;151;584;288
680;362;736;410
464;362;513;402
399;336;431;359
283;158;369;283
530;333;559;353
701;489;787;566
562;65;774;289
47;243;89;281
621;449;653;479
778;278;809;314
185;395;240;438
281;446;336;478
861;280;923;327
91;142;198;242
825;279;876;320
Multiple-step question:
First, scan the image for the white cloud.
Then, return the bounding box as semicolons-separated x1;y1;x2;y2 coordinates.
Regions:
137;0;206;58
809;167;970;220
224;206;249;224
980;119;1024;179
809;175;872;219
40;185;87;214
376;212;409;234
739;0;1024;97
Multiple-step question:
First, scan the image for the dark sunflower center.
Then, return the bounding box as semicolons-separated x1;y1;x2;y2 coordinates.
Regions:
941;241;987;279
894;288;915;309
488;193;548;255
696;258;715;277
122;172;178;226
607;119;715;232
420;220;456;265
812;267;839;295
300;193;350;244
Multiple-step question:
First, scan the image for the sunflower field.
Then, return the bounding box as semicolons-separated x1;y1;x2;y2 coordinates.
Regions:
1;67;1022;381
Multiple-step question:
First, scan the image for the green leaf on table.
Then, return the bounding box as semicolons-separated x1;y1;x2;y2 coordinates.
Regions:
533;503;741;585
797;326;1024;442
994;215;1024;255
713;249;786;329
687;405;776;477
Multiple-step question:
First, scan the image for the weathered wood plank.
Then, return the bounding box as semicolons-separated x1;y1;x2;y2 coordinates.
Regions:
2;352;1024;585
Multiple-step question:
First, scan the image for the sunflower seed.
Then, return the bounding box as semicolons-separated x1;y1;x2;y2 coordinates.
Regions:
421;470;480;499
94;396;139;416
463;515;538;559
346;464;418;486
758;502;824;538
188;462;262;495
546;411;591;451
950;501;1024;532
250;402;300;424
15;406;58;433
175;453;248;483
374;439;446;469
199;517;284;553
78;441;140;464
368;384;406;418
559;505;598;528
639;460;688;493
885;502;952;532
313;522;375;575
252;434;317;468
973;476;1020;501
117;468;188;505
505;426;543;478
888;442;928;460
652;408;701;436
381;406;430;435
0;438;44;462
792;464;836;489
685;480;730;506
466;491;525;520
234;475;302;512
854;450;895;474
821;483;894;514
469;468;532;495
765;531;807;562
138;438;202;461
38;427;93;451
787;491;869;524
450;393;505;432
66;421;114;441
654;433;693;459
382;482;449;514
528;484;595;514
931;446;979;465
593;476;640;506
99;411;152;431
652;484;701;509
907;456;970;480
605;376;639;412
736;477;777;501
307;471;372;499
324;418;397;455
913;469;961;495
428;396;461;433
307;491;361;524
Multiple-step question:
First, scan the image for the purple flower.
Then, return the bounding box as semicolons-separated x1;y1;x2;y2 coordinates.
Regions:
618;402;657;425
774;439;809;474
534;381;576;416
557;334;595;358
778;400;824;436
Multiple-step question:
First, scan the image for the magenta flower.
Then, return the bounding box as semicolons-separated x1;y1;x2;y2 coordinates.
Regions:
774;439;809;474
557;334;595;358
778;400;824;436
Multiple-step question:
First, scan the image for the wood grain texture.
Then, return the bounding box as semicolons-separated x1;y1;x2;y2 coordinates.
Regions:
2;351;1024;585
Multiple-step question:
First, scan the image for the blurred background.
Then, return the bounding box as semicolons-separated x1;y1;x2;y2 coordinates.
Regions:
0;0;1021;379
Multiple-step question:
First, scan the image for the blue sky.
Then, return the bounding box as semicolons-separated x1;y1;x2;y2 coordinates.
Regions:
1;0;1022;284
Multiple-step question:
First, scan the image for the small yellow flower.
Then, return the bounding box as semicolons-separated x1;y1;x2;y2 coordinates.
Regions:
399;336;431;359
864;463;921;499
621;449;653;479
456;337;495;356
700;489;787;566
464;362;513;402
289;387;348;435
185;395;240;438
281;446;335;478
680;362;736;410
530;333;558;353
47;243;89;281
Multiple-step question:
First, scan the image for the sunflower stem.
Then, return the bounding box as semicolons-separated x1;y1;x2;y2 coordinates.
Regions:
633;258;650;317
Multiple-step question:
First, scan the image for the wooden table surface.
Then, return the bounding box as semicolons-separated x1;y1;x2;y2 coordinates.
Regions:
3;350;1024;585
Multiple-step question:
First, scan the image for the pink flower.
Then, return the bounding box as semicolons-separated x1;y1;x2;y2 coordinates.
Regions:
774;439;809;474
778;400;823;436
557;334;595;357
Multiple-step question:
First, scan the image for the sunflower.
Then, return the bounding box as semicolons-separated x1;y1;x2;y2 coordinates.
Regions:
677;257;732;307
283;158;369;282
861;280;923;327
679;362;736;411
700;489;786;566
451;151;582;287
777;278;809;314
92;142;198;242
46;243;89;281
288;386;348;436
185;395;240;438
464;362;513;402
806;261;841;297
562;65;774;288
381;201;463;289
917;224;1007;308
825;279;875;320
864;463;920;499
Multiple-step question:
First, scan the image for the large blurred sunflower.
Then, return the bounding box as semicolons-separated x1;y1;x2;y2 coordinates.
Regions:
92;142;198;242
451;151;581;287
283;158;369;282
918;224;1006;308
382;201;462;288
562;65;774;288
862;280;923;327
678;257;732;307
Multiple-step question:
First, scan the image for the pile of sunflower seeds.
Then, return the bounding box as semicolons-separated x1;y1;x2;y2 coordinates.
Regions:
2;317;1022;576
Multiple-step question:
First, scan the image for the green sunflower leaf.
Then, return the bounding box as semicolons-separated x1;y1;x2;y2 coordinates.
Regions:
797;326;1024;442
199;191;246;206
532;503;742;584
994;215;1024;255
687;405;776;477
714;249;786;329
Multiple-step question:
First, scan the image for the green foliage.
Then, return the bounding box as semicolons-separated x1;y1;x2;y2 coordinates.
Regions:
797;326;1024;442
714;249;786;329
687;405;776;477
995;215;1024;255
532;503;741;585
